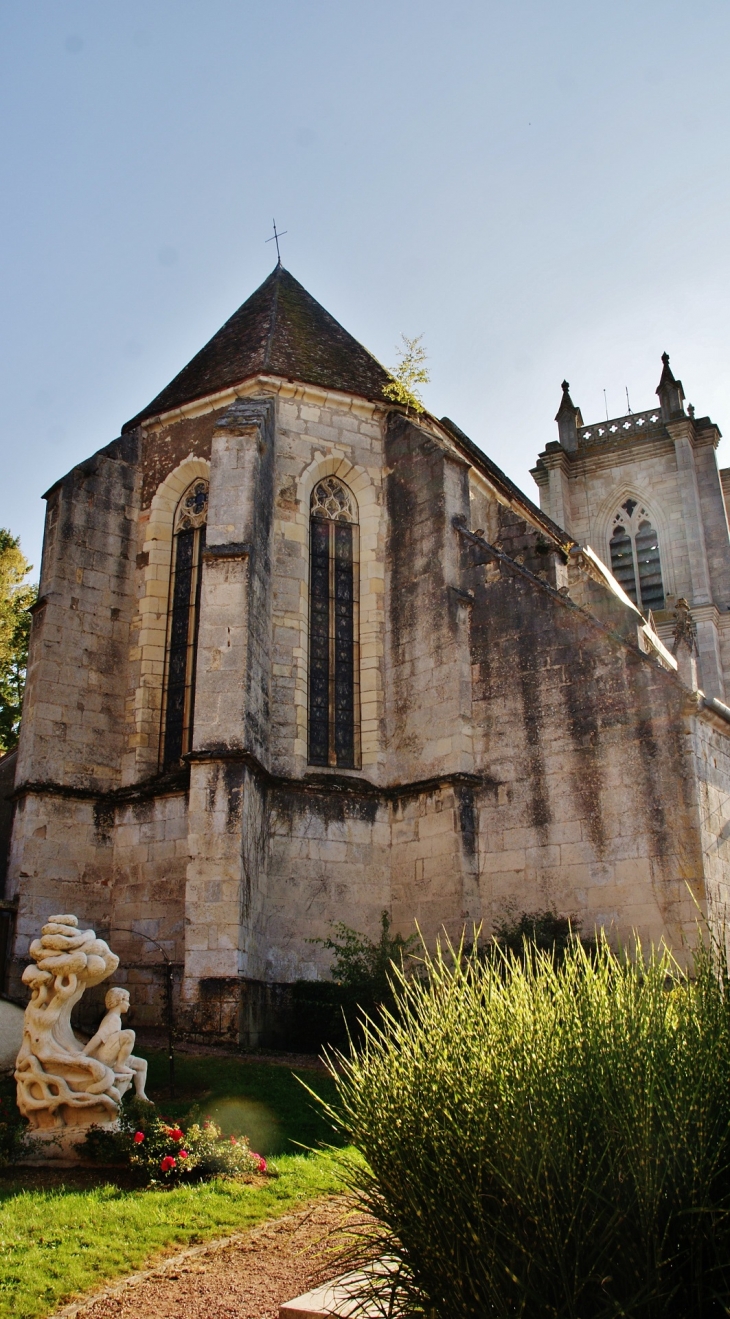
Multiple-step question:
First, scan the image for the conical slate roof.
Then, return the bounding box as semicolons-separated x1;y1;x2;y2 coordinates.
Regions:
123;265;393;430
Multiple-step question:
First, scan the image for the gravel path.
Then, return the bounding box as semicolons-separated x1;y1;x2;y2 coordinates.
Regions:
53;1197;352;1319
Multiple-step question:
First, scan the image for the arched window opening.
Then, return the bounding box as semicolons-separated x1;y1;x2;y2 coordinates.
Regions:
609;499;664;614
160;479;208;770
308;477;360;768
609;523;636;600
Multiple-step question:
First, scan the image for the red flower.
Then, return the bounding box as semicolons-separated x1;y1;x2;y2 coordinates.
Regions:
230;1136;237;1145
179;1149;188;1159
170;1127;184;1141
133;1132;145;1144
251;1152;267;1172
160;1155;176;1172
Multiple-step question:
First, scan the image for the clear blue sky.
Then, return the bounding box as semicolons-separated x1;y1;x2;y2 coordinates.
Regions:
2;0;730;575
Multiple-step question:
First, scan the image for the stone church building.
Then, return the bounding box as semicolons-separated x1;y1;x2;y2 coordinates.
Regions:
5;263;730;1041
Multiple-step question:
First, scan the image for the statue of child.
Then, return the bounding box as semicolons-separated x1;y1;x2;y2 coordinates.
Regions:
83;987;148;1100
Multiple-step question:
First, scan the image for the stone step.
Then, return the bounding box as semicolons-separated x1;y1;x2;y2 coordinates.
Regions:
280;1261;399;1319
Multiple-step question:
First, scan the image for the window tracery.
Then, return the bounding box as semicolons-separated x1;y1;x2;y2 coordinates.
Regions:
609;498;664;614
308;477;359;768
160;479;208;770
310;476;357;524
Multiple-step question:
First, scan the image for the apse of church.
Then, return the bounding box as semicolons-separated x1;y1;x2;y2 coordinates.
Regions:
6;265;730;1045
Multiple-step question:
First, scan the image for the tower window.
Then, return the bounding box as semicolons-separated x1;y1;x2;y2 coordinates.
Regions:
308;477;360;768
609;501;664;614
160;479;208;770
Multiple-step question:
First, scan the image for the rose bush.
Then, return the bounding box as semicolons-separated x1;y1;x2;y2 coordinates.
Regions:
82;1096;269;1184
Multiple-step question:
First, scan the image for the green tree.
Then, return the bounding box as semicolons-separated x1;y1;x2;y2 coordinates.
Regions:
383;333;430;414
0;531;36;754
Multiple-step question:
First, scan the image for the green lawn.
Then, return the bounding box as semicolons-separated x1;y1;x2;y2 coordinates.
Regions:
143;1050;343;1156
0;1054;351;1319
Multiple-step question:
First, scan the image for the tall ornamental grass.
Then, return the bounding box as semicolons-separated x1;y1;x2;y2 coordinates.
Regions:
330;936;730;1318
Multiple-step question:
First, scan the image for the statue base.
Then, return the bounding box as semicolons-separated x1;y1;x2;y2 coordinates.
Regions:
20;1122;120;1166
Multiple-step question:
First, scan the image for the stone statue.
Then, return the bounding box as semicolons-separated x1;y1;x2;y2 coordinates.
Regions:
672;597;699;692
82;986;148;1101
672;597;699;657
15;914;148;1151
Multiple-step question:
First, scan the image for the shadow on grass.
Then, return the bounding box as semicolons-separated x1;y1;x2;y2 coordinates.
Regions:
142;1052;342;1156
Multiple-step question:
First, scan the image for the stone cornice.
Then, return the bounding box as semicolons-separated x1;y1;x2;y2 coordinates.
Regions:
187;746;489;801
202;543;252;561
12;754;492;809
689;603;720;625
537;434;676;479
137;374;383;435
12;766;190;806
535;443;571;472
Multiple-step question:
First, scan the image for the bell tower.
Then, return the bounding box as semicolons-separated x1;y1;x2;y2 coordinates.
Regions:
532;354;730;700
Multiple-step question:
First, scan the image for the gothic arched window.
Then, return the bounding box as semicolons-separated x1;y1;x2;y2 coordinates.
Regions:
160;478;208;770
609;499;665;614
308;477;360;768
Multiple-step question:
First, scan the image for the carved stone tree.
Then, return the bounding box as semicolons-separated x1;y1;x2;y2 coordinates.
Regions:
15;914;147;1152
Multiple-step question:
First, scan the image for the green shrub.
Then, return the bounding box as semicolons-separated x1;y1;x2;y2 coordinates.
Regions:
490;906;581;960
292;911;418;1051
329;934;730;1319
317;910;418;995
81;1096;268;1184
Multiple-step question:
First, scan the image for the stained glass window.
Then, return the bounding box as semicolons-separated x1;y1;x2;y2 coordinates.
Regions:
160;479;208;770
609;502;664;614
309;478;359;768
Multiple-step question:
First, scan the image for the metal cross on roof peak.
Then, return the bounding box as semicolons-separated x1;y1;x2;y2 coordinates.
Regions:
266;218;288;265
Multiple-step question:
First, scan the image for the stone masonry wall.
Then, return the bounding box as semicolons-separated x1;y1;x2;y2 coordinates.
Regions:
690;710;730;933
694;433;730;608
384;413;475;783
253;781;390;982
183;399;276;999
7;786;187;1021
465;519;707;950
192;398;275;760
7;430;156;1005
390;781;482;946
17;434;140;793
